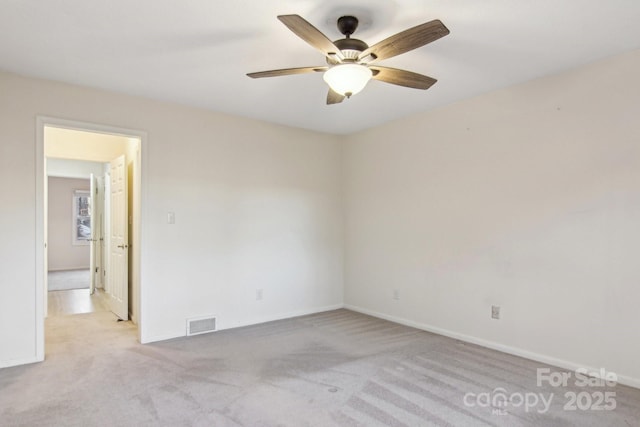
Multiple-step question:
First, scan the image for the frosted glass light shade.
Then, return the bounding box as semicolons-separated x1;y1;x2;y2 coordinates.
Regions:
323;63;372;97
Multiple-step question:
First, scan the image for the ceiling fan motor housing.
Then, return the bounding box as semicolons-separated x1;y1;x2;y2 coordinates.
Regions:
335;37;368;53
334;16;369;60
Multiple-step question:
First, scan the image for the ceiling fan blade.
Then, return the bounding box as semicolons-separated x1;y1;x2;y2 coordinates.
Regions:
327;88;345;105
358;19;449;62
247;66;327;78
278;15;344;62
370;66;437;90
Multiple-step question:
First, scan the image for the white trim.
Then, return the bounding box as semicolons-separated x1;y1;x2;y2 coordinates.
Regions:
0;356;42;369
35;118;45;362
239;303;345;330
141;304;345;344
344;304;640;390
47;266;90;272
35;116;149;360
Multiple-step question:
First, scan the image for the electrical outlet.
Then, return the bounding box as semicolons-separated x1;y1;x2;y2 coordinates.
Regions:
393;289;400;300
491;305;500;320
256;289;263;301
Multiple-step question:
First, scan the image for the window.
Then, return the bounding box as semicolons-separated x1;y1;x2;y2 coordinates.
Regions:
73;190;91;245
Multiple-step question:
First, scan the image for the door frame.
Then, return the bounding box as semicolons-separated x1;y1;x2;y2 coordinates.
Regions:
35;116;148;361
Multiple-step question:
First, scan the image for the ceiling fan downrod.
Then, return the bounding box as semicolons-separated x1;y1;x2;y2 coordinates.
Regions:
334;16;369;56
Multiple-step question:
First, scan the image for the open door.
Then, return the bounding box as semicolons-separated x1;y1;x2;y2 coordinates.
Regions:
108;155;128;320
89;174;96;295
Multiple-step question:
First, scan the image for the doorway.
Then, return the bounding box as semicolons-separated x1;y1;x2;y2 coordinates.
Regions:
35;117;147;361
47;171;105;317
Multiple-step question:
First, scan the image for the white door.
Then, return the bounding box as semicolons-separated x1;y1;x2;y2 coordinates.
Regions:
108;155;128;320
89;174;96;295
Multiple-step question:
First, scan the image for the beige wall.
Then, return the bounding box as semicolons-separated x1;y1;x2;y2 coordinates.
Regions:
47;158;104;179
46;127;130;162
344;49;640;386
3;47;640;387
47;177;91;271
0;70;344;366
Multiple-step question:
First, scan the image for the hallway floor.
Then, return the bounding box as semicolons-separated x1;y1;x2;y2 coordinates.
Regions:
47;288;109;317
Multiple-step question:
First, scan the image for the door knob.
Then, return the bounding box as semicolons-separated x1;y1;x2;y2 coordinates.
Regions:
117;244;128;249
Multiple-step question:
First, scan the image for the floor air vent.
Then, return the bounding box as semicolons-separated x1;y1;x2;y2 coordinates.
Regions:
186;316;217;336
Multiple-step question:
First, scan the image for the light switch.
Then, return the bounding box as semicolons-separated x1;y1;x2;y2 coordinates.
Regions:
167;212;175;224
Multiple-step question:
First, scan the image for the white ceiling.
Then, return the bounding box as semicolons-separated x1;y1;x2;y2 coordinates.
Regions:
2;0;640;135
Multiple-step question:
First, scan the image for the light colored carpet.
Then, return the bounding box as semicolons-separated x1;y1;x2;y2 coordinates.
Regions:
48;269;90;291
0;309;638;426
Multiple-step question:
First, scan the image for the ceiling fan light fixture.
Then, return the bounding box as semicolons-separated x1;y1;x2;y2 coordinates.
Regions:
323;63;372;97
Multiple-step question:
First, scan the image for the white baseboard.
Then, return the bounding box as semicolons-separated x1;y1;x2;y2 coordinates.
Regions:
142;303;345;344
47;267;90;272
0;356;42;369
238;303;345;330
344;304;640;390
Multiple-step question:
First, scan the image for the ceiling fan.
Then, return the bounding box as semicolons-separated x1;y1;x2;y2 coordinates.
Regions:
247;14;450;104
